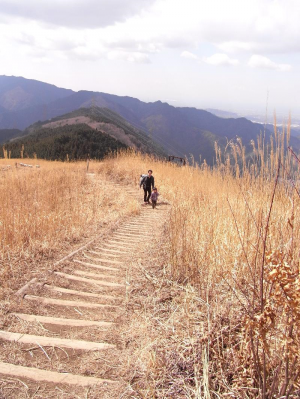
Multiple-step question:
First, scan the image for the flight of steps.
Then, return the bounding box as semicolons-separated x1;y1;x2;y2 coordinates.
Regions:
0;182;169;398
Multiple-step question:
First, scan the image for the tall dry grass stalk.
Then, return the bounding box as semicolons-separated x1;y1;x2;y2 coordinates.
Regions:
102;128;300;397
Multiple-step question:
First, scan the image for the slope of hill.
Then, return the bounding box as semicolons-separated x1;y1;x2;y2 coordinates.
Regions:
26;107;166;157
0;75;73;111
4;107;166;160
4;123;127;161
1;75;300;164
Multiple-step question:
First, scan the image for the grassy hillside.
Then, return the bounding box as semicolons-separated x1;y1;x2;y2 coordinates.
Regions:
1;122;300;396
0;156;139;291
99;135;300;397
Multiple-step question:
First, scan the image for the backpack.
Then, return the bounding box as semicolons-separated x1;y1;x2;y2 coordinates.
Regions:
140;174;148;188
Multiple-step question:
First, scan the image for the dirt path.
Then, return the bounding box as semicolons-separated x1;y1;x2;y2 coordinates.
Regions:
0;180;169;398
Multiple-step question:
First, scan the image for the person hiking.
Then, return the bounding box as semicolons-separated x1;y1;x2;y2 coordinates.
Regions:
150;187;159;209
140;169;154;204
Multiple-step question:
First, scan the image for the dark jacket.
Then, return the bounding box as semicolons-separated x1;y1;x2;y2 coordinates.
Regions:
141;175;154;189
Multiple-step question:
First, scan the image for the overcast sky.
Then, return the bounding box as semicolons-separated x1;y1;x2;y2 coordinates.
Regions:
0;0;299;119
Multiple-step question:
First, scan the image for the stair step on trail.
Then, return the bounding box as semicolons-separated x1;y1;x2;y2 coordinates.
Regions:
113;231;144;237
98;243;133;251
0;183;169;394
88;248;128;256
54;271;125;288
73;270;123;283
0;362;115;387
122;222;150;227
75;259;120;271
0;330;115;351
119;228;150;233
24;295;119;309
44;284;118;301
112;234;144;242
121;222;150;226
76;257;123;266
106;240;137;247
122;221;150;226
83;254;123;263
12;313;113;328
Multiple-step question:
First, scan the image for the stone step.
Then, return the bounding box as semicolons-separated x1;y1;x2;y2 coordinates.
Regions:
54;272;125;288
106;240;136;247
128;221;161;226
140;215;167;219
88;249;126;256
98;243;132;251
44;284;118;301
78;257;123;266
0;330;115;351
73;270;123;284
74;259;120;271
83;254;122;263
0;362;115;387
122;223;149;229
112;235;143;242
99;243;132;251
117;229;148;235
114;233;143;239
12;313;112;328
119;228;149;234
24;295;119;309
113;231;143;236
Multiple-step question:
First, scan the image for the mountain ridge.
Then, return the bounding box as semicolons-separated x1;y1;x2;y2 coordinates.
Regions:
4;106;166;160
1;75;299;164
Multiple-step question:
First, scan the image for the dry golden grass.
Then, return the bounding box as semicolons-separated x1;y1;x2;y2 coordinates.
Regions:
101;146;300;398
2;127;300;398
0;159;139;301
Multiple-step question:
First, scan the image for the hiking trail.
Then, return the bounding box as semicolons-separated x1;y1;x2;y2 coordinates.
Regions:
0;178;169;398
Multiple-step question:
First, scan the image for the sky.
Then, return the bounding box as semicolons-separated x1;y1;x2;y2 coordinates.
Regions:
0;0;300;120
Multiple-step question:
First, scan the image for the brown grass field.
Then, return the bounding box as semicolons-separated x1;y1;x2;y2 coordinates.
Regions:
0;159;139;301
1;126;300;398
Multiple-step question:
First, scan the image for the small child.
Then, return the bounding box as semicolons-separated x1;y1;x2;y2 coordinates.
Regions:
150;187;159;209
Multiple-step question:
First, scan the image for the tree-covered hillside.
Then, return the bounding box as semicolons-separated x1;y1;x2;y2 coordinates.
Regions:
26;106;166;158
4;124;127;160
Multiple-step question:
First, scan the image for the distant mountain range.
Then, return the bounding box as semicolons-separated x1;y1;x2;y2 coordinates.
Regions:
1;75;300;164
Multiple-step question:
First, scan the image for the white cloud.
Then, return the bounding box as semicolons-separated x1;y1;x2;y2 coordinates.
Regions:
106;39;161;54
0;0;299;115
218;41;255;54
107;51;151;64
0;0;156;28
2;0;300;65
68;47;105;61
181;51;198;60
248;55;291;71
203;53;239;66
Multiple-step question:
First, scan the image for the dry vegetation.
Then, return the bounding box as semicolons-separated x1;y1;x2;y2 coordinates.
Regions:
0;159;139;303
99;125;300;398
1;120;300;398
